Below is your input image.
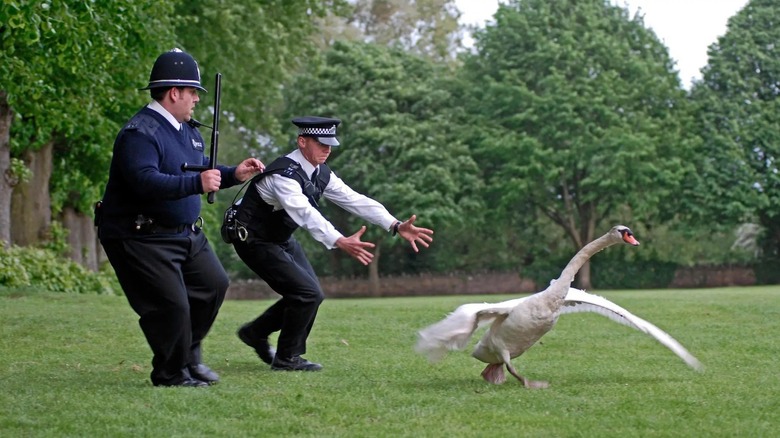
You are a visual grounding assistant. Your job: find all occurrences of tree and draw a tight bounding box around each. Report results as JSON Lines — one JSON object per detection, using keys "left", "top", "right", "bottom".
{"left": 174, "top": 0, "right": 348, "bottom": 147}
{"left": 460, "top": 0, "right": 696, "bottom": 289}
{"left": 278, "top": 41, "right": 483, "bottom": 292}
{"left": 0, "top": 1, "right": 176, "bottom": 247}
{"left": 689, "top": 0, "right": 780, "bottom": 264}
{"left": 316, "top": 0, "right": 463, "bottom": 62}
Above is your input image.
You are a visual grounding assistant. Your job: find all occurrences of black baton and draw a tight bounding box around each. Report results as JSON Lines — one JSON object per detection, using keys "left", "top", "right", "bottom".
{"left": 182, "top": 72, "right": 222, "bottom": 204}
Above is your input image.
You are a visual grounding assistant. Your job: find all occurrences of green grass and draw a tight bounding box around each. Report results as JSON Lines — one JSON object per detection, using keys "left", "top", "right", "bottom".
{"left": 1, "top": 286, "right": 778, "bottom": 437}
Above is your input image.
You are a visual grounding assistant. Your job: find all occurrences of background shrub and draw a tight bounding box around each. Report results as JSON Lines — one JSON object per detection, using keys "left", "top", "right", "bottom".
{"left": 0, "top": 245, "right": 119, "bottom": 295}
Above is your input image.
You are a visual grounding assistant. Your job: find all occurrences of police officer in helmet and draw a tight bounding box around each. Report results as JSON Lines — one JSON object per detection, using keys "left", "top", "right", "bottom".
{"left": 97, "top": 48, "right": 264, "bottom": 387}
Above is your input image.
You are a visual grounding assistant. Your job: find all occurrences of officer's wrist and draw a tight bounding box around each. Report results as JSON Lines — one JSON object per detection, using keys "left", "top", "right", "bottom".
{"left": 391, "top": 221, "right": 402, "bottom": 236}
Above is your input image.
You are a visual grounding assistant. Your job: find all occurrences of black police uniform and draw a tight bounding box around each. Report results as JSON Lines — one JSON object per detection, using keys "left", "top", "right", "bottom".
{"left": 233, "top": 117, "right": 401, "bottom": 372}
{"left": 234, "top": 156, "right": 330, "bottom": 370}
{"left": 97, "top": 49, "right": 240, "bottom": 387}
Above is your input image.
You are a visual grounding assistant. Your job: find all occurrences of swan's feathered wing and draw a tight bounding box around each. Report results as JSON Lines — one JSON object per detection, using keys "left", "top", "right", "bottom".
{"left": 415, "top": 297, "right": 530, "bottom": 362}
{"left": 560, "top": 288, "right": 703, "bottom": 371}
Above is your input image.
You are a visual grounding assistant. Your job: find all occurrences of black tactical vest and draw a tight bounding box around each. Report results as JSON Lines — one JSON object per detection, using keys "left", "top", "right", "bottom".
{"left": 236, "top": 156, "right": 331, "bottom": 242}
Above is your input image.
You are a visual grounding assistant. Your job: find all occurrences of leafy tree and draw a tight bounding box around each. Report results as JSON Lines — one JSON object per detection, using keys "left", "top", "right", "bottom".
{"left": 174, "top": 0, "right": 348, "bottom": 148}
{"left": 277, "top": 41, "right": 483, "bottom": 291}
{"left": 459, "top": 0, "right": 696, "bottom": 289}
{"left": 0, "top": 0, "right": 176, "bottom": 245}
{"left": 689, "top": 0, "right": 780, "bottom": 264}
{"left": 316, "top": 0, "right": 463, "bottom": 62}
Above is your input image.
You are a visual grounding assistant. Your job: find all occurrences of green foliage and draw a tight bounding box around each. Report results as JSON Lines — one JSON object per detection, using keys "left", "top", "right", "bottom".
{"left": 752, "top": 256, "right": 780, "bottom": 284}
{"left": 38, "top": 221, "right": 70, "bottom": 256}
{"left": 1, "top": 288, "right": 779, "bottom": 436}
{"left": 459, "top": 0, "right": 696, "bottom": 266}
{"left": 176, "top": 0, "right": 346, "bottom": 142}
{"left": 589, "top": 246, "right": 678, "bottom": 289}
{"left": 343, "top": 0, "right": 463, "bottom": 62}
{"left": 6, "top": 157, "right": 31, "bottom": 185}
{"left": 689, "top": 0, "right": 780, "bottom": 258}
{"left": 1, "top": 0, "right": 178, "bottom": 214}
{"left": 0, "top": 245, "right": 119, "bottom": 295}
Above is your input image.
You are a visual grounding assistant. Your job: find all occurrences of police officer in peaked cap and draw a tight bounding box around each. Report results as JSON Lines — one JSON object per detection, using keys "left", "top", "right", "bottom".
{"left": 232, "top": 115, "right": 435, "bottom": 372}
{"left": 96, "top": 48, "right": 264, "bottom": 387}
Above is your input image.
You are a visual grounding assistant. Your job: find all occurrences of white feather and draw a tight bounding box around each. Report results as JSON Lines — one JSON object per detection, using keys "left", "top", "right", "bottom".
{"left": 414, "top": 298, "right": 527, "bottom": 362}
{"left": 559, "top": 287, "right": 703, "bottom": 371}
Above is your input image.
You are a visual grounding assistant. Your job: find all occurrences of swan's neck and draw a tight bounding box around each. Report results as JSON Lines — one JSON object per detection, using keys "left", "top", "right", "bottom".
{"left": 551, "top": 233, "right": 616, "bottom": 298}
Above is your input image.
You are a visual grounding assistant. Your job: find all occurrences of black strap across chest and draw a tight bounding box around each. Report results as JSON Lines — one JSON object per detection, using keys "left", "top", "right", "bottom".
{"left": 240, "top": 156, "right": 330, "bottom": 206}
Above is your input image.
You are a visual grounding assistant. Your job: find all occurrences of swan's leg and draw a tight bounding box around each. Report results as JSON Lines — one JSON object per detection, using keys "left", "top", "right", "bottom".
{"left": 505, "top": 362, "right": 549, "bottom": 389}
{"left": 481, "top": 364, "right": 506, "bottom": 384}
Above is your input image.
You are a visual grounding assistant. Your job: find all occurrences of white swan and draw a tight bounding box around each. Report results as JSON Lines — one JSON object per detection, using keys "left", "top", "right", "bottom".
{"left": 415, "top": 225, "right": 703, "bottom": 388}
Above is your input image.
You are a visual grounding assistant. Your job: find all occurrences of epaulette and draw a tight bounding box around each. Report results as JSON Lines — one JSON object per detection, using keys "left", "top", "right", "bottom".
{"left": 282, "top": 162, "right": 302, "bottom": 179}
{"left": 124, "top": 113, "right": 160, "bottom": 137}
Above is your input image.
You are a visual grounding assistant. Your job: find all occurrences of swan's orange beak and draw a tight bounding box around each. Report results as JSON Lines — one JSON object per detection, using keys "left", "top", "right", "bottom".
{"left": 623, "top": 232, "right": 640, "bottom": 246}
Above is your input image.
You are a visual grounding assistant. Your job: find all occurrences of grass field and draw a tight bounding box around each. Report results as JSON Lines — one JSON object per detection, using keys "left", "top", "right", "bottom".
{"left": 0, "top": 286, "right": 778, "bottom": 437}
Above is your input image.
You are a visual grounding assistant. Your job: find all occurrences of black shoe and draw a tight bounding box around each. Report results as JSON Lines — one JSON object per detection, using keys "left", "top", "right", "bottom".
{"left": 237, "top": 324, "right": 276, "bottom": 365}
{"left": 154, "top": 377, "right": 209, "bottom": 388}
{"left": 188, "top": 363, "right": 220, "bottom": 384}
{"left": 271, "top": 355, "right": 323, "bottom": 372}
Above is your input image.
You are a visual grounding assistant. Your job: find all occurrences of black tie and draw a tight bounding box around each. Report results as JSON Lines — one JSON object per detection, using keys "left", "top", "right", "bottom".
{"left": 311, "top": 168, "right": 318, "bottom": 182}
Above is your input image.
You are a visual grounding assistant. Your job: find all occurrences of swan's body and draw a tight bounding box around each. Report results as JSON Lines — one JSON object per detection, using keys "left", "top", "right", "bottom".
{"left": 415, "top": 225, "right": 702, "bottom": 387}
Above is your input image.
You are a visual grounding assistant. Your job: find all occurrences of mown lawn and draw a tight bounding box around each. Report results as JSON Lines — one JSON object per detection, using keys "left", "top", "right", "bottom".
{"left": 0, "top": 286, "right": 777, "bottom": 437}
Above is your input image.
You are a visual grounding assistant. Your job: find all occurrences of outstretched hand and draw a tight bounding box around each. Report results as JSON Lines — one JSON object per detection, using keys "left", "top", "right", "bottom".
{"left": 335, "top": 226, "right": 376, "bottom": 266}
{"left": 397, "top": 214, "right": 434, "bottom": 252}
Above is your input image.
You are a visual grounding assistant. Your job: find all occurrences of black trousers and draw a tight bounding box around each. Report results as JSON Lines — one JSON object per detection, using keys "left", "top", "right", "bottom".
{"left": 234, "top": 236, "right": 324, "bottom": 359}
{"left": 101, "top": 231, "right": 228, "bottom": 385}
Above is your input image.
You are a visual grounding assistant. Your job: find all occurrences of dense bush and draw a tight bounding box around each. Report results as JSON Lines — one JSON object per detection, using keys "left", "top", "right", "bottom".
{"left": 752, "top": 257, "right": 780, "bottom": 285}
{"left": 591, "top": 249, "right": 678, "bottom": 290}
{"left": 0, "top": 245, "right": 119, "bottom": 295}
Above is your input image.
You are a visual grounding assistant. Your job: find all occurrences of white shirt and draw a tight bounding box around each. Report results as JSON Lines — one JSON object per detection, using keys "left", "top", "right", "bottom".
{"left": 255, "top": 149, "right": 398, "bottom": 249}
{"left": 147, "top": 100, "right": 182, "bottom": 130}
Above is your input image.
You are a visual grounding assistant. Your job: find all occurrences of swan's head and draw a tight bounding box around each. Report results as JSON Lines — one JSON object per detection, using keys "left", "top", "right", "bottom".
{"left": 611, "top": 225, "right": 640, "bottom": 246}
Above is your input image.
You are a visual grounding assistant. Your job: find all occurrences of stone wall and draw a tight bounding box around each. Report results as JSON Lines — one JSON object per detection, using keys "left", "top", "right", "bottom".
{"left": 227, "top": 272, "right": 538, "bottom": 300}
{"left": 227, "top": 265, "right": 758, "bottom": 300}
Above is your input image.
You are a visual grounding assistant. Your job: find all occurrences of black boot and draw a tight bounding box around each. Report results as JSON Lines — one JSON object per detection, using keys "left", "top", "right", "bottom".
{"left": 271, "top": 355, "right": 322, "bottom": 371}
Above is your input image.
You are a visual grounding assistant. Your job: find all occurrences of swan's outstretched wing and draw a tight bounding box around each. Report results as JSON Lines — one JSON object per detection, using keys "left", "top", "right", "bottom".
{"left": 560, "top": 287, "right": 703, "bottom": 371}
{"left": 415, "top": 297, "right": 529, "bottom": 362}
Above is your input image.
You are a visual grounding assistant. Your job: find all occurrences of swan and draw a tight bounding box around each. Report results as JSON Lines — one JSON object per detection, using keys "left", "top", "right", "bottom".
{"left": 415, "top": 225, "right": 703, "bottom": 388}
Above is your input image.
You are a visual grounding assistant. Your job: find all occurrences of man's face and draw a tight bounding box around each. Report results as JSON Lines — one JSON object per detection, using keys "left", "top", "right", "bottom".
{"left": 299, "top": 136, "right": 332, "bottom": 165}
{"left": 169, "top": 87, "right": 200, "bottom": 122}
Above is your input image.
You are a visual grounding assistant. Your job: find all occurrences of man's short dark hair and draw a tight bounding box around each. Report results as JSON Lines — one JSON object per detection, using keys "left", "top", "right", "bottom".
{"left": 150, "top": 87, "right": 171, "bottom": 101}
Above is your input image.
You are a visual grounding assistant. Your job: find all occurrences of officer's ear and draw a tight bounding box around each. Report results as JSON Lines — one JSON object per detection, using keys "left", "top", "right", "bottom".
{"left": 170, "top": 87, "right": 186, "bottom": 101}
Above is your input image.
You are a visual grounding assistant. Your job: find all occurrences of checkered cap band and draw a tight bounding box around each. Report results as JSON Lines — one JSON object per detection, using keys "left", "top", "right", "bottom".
{"left": 299, "top": 125, "right": 337, "bottom": 136}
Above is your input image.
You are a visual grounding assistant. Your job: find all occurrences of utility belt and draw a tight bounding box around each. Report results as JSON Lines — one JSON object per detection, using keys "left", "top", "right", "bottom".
{"left": 133, "top": 214, "right": 204, "bottom": 235}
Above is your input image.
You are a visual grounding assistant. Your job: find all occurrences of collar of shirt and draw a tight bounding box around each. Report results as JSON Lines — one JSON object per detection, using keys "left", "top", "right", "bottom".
{"left": 287, "top": 148, "right": 319, "bottom": 179}
{"left": 147, "top": 100, "right": 182, "bottom": 131}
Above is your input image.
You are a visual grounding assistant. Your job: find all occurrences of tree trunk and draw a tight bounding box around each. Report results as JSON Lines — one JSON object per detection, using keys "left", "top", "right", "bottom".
{"left": 11, "top": 142, "right": 53, "bottom": 246}
{"left": 573, "top": 216, "right": 597, "bottom": 290}
{"left": 369, "top": 243, "right": 381, "bottom": 296}
{"left": 0, "top": 91, "right": 13, "bottom": 247}
{"left": 62, "top": 207, "right": 102, "bottom": 271}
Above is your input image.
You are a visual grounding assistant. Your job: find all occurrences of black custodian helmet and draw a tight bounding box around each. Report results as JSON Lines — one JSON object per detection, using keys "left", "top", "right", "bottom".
{"left": 140, "top": 48, "right": 207, "bottom": 92}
